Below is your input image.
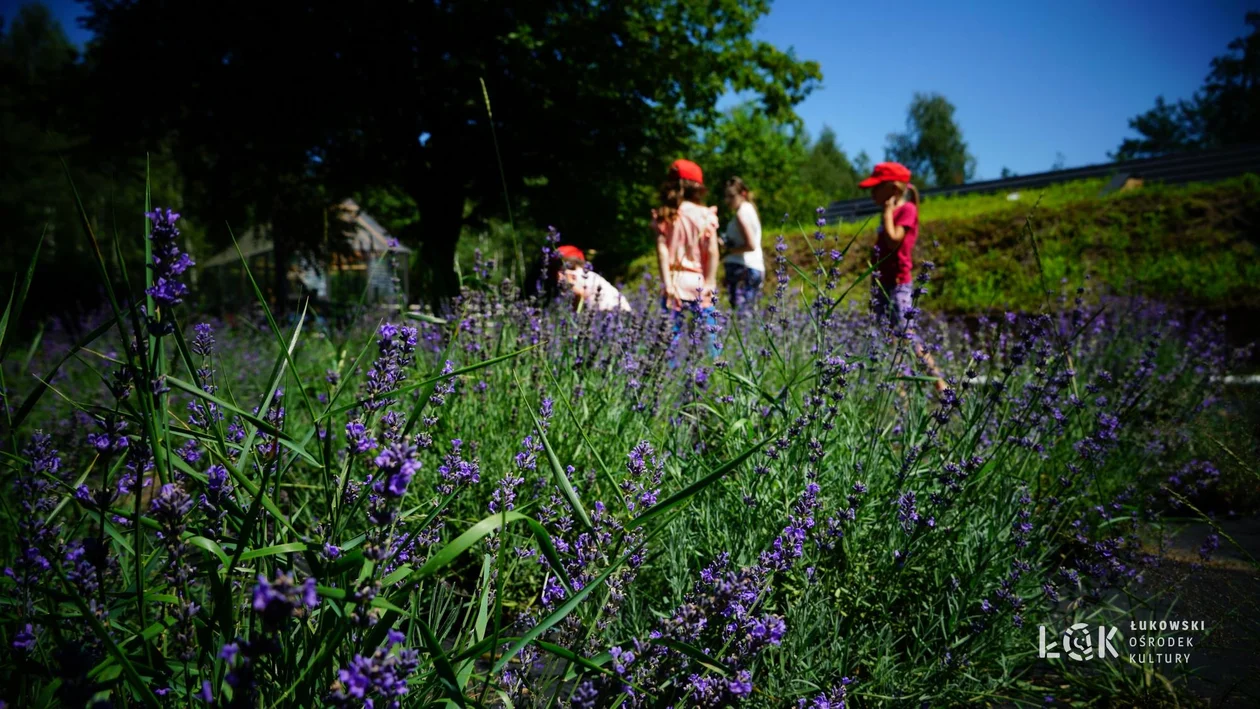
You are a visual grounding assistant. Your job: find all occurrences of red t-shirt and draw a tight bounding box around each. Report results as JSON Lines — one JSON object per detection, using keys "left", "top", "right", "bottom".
{"left": 875, "top": 202, "right": 918, "bottom": 287}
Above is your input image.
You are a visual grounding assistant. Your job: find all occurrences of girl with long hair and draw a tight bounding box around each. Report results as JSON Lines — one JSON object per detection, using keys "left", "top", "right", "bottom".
{"left": 721, "top": 176, "right": 764, "bottom": 310}
{"left": 651, "top": 159, "right": 721, "bottom": 356}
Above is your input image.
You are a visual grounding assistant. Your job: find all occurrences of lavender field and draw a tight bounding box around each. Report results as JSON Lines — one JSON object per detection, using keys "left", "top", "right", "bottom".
{"left": 0, "top": 210, "right": 1252, "bottom": 708}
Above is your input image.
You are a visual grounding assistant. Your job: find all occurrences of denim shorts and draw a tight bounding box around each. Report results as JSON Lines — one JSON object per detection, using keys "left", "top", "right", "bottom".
{"left": 873, "top": 283, "right": 914, "bottom": 332}
{"left": 724, "top": 263, "right": 764, "bottom": 310}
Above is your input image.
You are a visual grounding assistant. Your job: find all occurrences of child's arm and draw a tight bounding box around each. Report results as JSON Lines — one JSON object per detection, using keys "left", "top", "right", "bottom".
{"left": 655, "top": 227, "right": 676, "bottom": 304}
{"left": 882, "top": 198, "right": 906, "bottom": 242}
{"left": 704, "top": 229, "right": 721, "bottom": 287}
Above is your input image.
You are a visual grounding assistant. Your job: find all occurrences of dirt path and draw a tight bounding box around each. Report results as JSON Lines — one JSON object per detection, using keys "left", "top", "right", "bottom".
{"left": 1142, "top": 516, "right": 1260, "bottom": 707}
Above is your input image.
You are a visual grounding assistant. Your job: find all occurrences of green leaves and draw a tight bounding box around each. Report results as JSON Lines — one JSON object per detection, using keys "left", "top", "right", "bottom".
{"left": 61, "top": 576, "right": 161, "bottom": 708}
{"left": 0, "top": 228, "right": 43, "bottom": 364}
{"left": 406, "top": 510, "right": 573, "bottom": 593}
{"left": 630, "top": 432, "right": 773, "bottom": 529}
{"left": 511, "top": 369, "right": 593, "bottom": 531}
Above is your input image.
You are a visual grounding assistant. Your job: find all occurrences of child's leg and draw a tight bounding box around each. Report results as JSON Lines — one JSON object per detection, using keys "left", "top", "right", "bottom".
{"left": 872, "top": 285, "right": 890, "bottom": 324}
{"left": 893, "top": 284, "right": 948, "bottom": 392}
{"left": 891, "top": 283, "right": 914, "bottom": 335}
{"left": 725, "top": 264, "right": 740, "bottom": 310}
{"left": 701, "top": 306, "right": 720, "bottom": 358}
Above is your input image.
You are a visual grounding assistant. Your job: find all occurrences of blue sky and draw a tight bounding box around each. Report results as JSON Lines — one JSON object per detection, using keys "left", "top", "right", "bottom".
{"left": 741, "top": 0, "right": 1255, "bottom": 178}
{"left": 8, "top": 0, "right": 1256, "bottom": 179}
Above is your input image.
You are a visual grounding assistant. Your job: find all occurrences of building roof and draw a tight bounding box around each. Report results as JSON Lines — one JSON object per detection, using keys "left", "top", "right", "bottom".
{"left": 199, "top": 199, "right": 409, "bottom": 269}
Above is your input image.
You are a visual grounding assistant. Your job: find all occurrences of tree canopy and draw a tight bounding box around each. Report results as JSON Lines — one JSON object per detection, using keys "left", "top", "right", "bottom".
{"left": 79, "top": 0, "right": 822, "bottom": 303}
{"left": 0, "top": 4, "right": 197, "bottom": 324}
{"left": 884, "top": 92, "right": 975, "bottom": 188}
{"left": 692, "top": 106, "right": 864, "bottom": 232}
{"left": 1113, "top": 12, "right": 1259, "bottom": 160}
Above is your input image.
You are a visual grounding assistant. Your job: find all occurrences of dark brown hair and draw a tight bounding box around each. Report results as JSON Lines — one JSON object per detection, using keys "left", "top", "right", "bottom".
{"left": 656, "top": 178, "right": 708, "bottom": 223}
{"left": 724, "top": 176, "right": 758, "bottom": 215}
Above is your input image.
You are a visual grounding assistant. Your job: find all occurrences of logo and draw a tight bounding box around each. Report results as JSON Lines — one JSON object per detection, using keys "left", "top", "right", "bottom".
{"left": 1038, "top": 623, "right": 1120, "bottom": 661}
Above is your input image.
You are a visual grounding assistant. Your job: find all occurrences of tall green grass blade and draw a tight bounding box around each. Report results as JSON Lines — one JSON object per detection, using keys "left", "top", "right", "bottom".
{"left": 541, "top": 363, "right": 623, "bottom": 512}
{"left": 225, "top": 224, "right": 323, "bottom": 448}
{"left": 0, "top": 227, "right": 44, "bottom": 363}
{"left": 61, "top": 577, "right": 161, "bottom": 708}
{"left": 238, "top": 542, "right": 307, "bottom": 562}
{"left": 629, "top": 432, "right": 773, "bottom": 529}
{"left": 164, "top": 375, "right": 317, "bottom": 464}
{"left": 187, "top": 536, "right": 232, "bottom": 570}
{"left": 416, "top": 617, "right": 468, "bottom": 707}
{"left": 491, "top": 538, "right": 648, "bottom": 675}
{"left": 479, "top": 77, "right": 524, "bottom": 283}
{"left": 536, "top": 641, "right": 614, "bottom": 680}
{"left": 511, "top": 369, "right": 593, "bottom": 531}
{"left": 406, "top": 511, "right": 572, "bottom": 593}
{"left": 9, "top": 307, "right": 128, "bottom": 433}
{"left": 652, "top": 638, "right": 731, "bottom": 675}
{"left": 60, "top": 159, "right": 127, "bottom": 336}
{"left": 406, "top": 311, "right": 449, "bottom": 326}
{"left": 321, "top": 345, "right": 538, "bottom": 420}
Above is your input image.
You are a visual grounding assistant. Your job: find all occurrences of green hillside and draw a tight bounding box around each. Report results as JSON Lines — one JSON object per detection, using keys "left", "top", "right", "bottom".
{"left": 627, "top": 175, "right": 1260, "bottom": 313}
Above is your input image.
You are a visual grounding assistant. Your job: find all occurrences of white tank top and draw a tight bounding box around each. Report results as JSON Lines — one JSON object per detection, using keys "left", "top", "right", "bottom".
{"left": 722, "top": 201, "right": 765, "bottom": 271}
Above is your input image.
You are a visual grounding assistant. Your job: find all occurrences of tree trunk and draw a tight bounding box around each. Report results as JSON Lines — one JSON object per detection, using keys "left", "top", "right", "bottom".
{"left": 408, "top": 178, "right": 464, "bottom": 313}
{"left": 271, "top": 227, "right": 291, "bottom": 316}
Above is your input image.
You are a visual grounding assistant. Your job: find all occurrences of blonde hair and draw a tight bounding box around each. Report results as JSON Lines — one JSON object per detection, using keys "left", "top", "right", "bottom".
{"left": 893, "top": 181, "right": 921, "bottom": 205}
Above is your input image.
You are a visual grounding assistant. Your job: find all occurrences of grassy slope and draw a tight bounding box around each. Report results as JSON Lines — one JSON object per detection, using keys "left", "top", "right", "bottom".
{"left": 626, "top": 175, "right": 1260, "bottom": 312}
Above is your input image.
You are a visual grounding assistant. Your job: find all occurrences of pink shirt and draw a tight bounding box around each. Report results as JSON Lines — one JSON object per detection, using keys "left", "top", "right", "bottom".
{"left": 653, "top": 201, "right": 719, "bottom": 305}
{"left": 560, "top": 267, "right": 632, "bottom": 312}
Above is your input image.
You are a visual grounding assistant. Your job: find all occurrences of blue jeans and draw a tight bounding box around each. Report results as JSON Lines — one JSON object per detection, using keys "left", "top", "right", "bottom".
{"left": 724, "top": 263, "right": 764, "bottom": 311}
{"left": 662, "top": 298, "right": 719, "bottom": 360}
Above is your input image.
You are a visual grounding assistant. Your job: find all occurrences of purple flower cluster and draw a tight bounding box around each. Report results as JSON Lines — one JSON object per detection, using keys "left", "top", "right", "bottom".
{"left": 797, "top": 678, "right": 854, "bottom": 709}
{"left": 601, "top": 552, "right": 786, "bottom": 706}
{"left": 86, "top": 416, "right": 129, "bottom": 455}
{"left": 252, "top": 571, "right": 319, "bottom": 630}
{"left": 759, "top": 482, "right": 821, "bottom": 572}
{"left": 361, "top": 323, "right": 418, "bottom": 412}
{"left": 372, "top": 443, "right": 421, "bottom": 501}
{"left": 327, "top": 629, "right": 420, "bottom": 708}
{"left": 200, "top": 464, "right": 235, "bottom": 538}
{"left": 436, "top": 439, "right": 480, "bottom": 495}
{"left": 144, "top": 208, "right": 195, "bottom": 310}
{"left": 6, "top": 433, "right": 63, "bottom": 620}
{"left": 621, "top": 440, "right": 664, "bottom": 512}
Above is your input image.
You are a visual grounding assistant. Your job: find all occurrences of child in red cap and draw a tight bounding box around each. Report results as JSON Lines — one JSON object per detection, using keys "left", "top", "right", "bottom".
{"left": 652, "top": 159, "right": 720, "bottom": 311}
{"left": 651, "top": 159, "right": 721, "bottom": 357}
{"left": 553, "top": 245, "right": 632, "bottom": 313}
{"left": 860, "top": 162, "right": 945, "bottom": 390}
{"left": 860, "top": 161, "right": 921, "bottom": 331}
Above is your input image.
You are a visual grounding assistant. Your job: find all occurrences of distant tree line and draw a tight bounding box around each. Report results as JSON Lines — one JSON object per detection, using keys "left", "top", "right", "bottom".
{"left": 1114, "top": 13, "right": 1260, "bottom": 160}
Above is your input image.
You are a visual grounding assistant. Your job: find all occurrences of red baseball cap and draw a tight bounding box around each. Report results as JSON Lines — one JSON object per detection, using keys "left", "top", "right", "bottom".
{"left": 858, "top": 162, "right": 912, "bottom": 188}
{"left": 556, "top": 245, "right": 585, "bottom": 261}
{"left": 668, "top": 159, "right": 704, "bottom": 185}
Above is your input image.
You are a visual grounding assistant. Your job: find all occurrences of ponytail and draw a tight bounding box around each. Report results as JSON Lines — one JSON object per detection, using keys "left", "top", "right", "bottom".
{"left": 905, "top": 182, "right": 921, "bottom": 205}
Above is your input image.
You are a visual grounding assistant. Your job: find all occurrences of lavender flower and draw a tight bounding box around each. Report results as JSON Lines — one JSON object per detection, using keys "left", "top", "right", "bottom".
{"left": 327, "top": 630, "right": 420, "bottom": 708}
{"left": 372, "top": 443, "right": 421, "bottom": 499}
{"left": 252, "top": 572, "right": 319, "bottom": 630}
{"left": 145, "top": 208, "right": 194, "bottom": 310}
